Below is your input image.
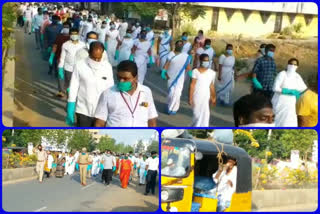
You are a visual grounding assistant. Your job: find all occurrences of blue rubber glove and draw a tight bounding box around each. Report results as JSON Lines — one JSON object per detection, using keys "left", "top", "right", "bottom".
{"left": 76, "top": 163, "right": 79, "bottom": 171}
{"left": 58, "top": 67, "right": 64, "bottom": 80}
{"left": 40, "top": 34, "right": 44, "bottom": 42}
{"left": 282, "top": 88, "right": 300, "bottom": 99}
{"left": 48, "top": 52, "right": 55, "bottom": 66}
{"left": 115, "top": 49, "right": 119, "bottom": 60}
{"left": 65, "top": 102, "right": 76, "bottom": 126}
{"left": 129, "top": 54, "right": 134, "bottom": 61}
{"left": 100, "top": 163, "right": 104, "bottom": 170}
{"left": 161, "top": 69, "right": 168, "bottom": 80}
{"left": 112, "top": 166, "right": 116, "bottom": 172}
{"left": 66, "top": 88, "right": 70, "bottom": 94}
{"left": 188, "top": 70, "right": 193, "bottom": 78}
{"left": 252, "top": 77, "right": 263, "bottom": 89}
{"left": 104, "top": 42, "right": 108, "bottom": 51}
{"left": 144, "top": 170, "right": 147, "bottom": 177}
{"left": 149, "top": 55, "right": 154, "bottom": 65}
{"left": 47, "top": 46, "right": 52, "bottom": 53}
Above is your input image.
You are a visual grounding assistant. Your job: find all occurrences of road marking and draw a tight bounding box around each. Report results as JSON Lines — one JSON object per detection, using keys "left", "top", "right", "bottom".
{"left": 113, "top": 177, "right": 137, "bottom": 188}
{"left": 34, "top": 206, "right": 47, "bottom": 212}
{"left": 81, "top": 182, "right": 96, "bottom": 190}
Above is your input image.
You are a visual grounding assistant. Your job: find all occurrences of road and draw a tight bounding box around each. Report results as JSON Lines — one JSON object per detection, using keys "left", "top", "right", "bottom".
{"left": 254, "top": 204, "right": 318, "bottom": 212}
{"left": 2, "top": 172, "right": 158, "bottom": 212}
{"left": 12, "top": 27, "right": 251, "bottom": 127}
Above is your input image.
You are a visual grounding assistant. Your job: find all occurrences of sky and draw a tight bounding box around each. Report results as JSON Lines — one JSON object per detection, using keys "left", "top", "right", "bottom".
{"left": 98, "top": 129, "right": 158, "bottom": 146}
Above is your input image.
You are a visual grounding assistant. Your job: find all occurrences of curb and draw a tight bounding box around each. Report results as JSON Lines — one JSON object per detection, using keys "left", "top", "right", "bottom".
{"left": 2, "top": 31, "right": 15, "bottom": 127}
{"left": 3, "top": 175, "right": 37, "bottom": 185}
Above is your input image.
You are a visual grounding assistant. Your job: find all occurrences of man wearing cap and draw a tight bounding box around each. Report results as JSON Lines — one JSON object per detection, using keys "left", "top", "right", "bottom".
{"left": 33, "top": 145, "right": 47, "bottom": 182}
{"left": 144, "top": 151, "right": 159, "bottom": 195}
{"left": 77, "top": 147, "right": 91, "bottom": 186}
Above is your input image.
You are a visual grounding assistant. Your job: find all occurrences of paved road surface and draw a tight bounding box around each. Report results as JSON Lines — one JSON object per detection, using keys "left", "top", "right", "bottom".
{"left": 254, "top": 203, "right": 318, "bottom": 212}
{"left": 12, "top": 28, "right": 251, "bottom": 127}
{"left": 2, "top": 172, "right": 158, "bottom": 212}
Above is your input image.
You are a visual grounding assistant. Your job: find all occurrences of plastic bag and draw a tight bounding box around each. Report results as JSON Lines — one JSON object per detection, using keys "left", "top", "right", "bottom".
{"left": 194, "top": 176, "right": 216, "bottom": 191}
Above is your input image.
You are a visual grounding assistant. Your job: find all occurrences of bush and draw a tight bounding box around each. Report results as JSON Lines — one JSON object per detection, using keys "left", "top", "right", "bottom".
{"left": 2, "top": 152, "right": 37, "bottom": 169}
{"left": 2, "top": 3, "right": 17, "bottom": 51}
{"left": 179, "top": 23, "right": 197, "bottom": 37}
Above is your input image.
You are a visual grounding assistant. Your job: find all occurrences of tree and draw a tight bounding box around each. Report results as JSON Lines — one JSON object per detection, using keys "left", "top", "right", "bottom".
{"left": 67, "top": 130, "right": 95, "bottom": 152}
{"left": 97, "top": 136, "right": 116, "bottom": 152}
{"left": 147, "top": 140, "right": 159, "bottom": 153}
{"left": 135, "top": 140, "right": 145, "bottom": 153}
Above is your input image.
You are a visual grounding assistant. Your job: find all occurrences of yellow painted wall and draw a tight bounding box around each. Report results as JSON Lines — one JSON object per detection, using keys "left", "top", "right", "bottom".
{"left": 217, "top": 9, "right": 277, "bottom": 37}
{"left": 282, "top": 14, "right": 318, "bottom": 37}
{"left": 180, "top": 7, "right": 213, "bottom": 34}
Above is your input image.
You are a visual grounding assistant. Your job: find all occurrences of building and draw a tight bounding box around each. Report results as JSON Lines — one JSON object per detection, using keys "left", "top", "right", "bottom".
{"left": 88, "top": 130, "right": 104, "bottom": 143}
{"left": 180, "top": 2, "right": 317, "bottom": 37}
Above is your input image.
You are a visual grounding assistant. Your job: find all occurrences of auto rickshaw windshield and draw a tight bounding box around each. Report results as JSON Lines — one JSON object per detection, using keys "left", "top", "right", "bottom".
{"left": 161, "top": 145, "right": 190, "bottom": 178}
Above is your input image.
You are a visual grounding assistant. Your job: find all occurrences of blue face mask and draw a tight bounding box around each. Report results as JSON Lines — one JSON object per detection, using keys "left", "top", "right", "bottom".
{"left": 227, "top": 49, "right": 233, "bottom": 55}
{"left": 267, "top": 51, "right": 274, "bottom": 58}
{"left": 125, "top": 33, "right": 131, "bottom": 38}
{"left": 164, "top": 30, "right": 169, "bottom": 36}
{"left": 87, "top": 39, "right": 97, "bottom": 46}
{"left": 205, "top": 45, "right": 211, "bottom": 49}
{"left": 201, "top": 61, "right": 210, "bottom": 68}
{"left": 181, "top": 36, "right": 188, "bottom": 41}
{"left": 82, "top": 153, "right": 85, "bottom": 155}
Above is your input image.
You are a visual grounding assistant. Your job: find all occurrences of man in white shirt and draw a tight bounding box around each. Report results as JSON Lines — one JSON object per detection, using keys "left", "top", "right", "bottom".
{"left": 101, "top": 150, "right": 115, "bottom": 185}
{"left": 80, "top": 16, "right": 93, "bottom": 42}
{"left": 94, "top": 60, "right": 158, "bottom": 127}
{"left": 58, "top": 28, "right": 85, "bottom": 96}
{"left": 144, "top": 151, "right": 159, "bottom": 195}
{"left": 212, "top": 157, "right": 237, "bottom": 212}
{"left": 32, "top": 7, "right": 44, "bottom": 50}
{"left": 66, "top": 41, "right": 114, "bottom": 127}
{"left": 24, "top": 5, "right": 33, "bottom": 34}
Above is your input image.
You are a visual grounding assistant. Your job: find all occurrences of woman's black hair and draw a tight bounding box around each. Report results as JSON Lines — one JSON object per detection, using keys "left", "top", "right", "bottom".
{"left": 226, "top": 43, "right": 233, "bottom": 49}
{"left": 86, "top": 31, "right": 98, "bottom": 39}
{"left": 182, "top": 32, "right": 188, "bottom": 36}
{"left": 117, "top": 60, "right": 138, "bottom": 77}
{"left": 288, "top": 57, "right": 299, "bottom": 66}
{"left": 204, "top": 39, "right": 211, "bottom": 45}
{"left": 233, "top": 93, "right": 273, "bottom": 127}
{"left": 199, "top": 53, "right": 209, "bottom": 62}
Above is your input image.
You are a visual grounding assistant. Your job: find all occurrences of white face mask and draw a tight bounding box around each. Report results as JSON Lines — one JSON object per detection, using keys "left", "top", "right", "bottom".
{"left": 287, "top": 64, "right": 298, "bottom": 75}
{"left": 239, "top": 123, "right": 275, "bottom": 127}
{"left": 87, "top": 57, "right": 102, "bottom": 70}
{"left": 61, "top": 28, "right": 69, "bottom": 34}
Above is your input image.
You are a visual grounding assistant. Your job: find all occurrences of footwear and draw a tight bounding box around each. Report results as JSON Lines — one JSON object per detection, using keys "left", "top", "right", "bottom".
{"left": 83, "top": 183, "right": 87, "bottom": 186}
{"left": 168, "top": 111, "right": 177, "bottom": 115}
{"left": 144, "top": 192, "right": 148, "bottom": 196}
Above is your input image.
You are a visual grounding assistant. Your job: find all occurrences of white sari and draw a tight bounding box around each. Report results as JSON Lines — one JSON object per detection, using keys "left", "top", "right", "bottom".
{"left": 216, "top": 54, "right": 235, "bottom": 105}
{"left": 166, "top": 52, "right": 191, "bottom": 113}
{"left": 159, "top": 34, "right": 172, "bottom": 70}
{"left": 107, "top": 29, "right": 119, "bottom": 67}
{"left": 118, "top": 38, "right": 134, "bottom": 63}
{"left": 272, "top": 70, "right": 307, "bottom": 127}
{"left": 134, "top": 40, "right": 151, "bottom": 84}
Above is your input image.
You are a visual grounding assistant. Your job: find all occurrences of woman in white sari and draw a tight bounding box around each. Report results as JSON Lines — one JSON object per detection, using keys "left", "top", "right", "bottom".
{"left": 157, "top": 27, "right": 172, "bottom": 70}
{"left": 189, "top": 53, "right": 216, "bottom": 127}
{"left": 106, "top": 21, "right": 120, "bottom": 67}
{"left": 130, "top": 30, "right": 153, "bottom": 84}
{"left": 216, "top": 44, "right": 235, "bottom": 106}
{"left": 161, "top": 40, "right": 192, "bottom": 115}
{"left": 115, "top": 30, "right": 134, "bottom": 63}
{"left": 272, "top": 58, "right": 307, "bottom": 127}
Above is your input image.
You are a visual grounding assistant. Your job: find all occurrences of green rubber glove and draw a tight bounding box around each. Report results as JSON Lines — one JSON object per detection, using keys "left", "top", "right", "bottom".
{"left": 188, "top": 70, "right": 193, "bottom": 78}
{"left": 161, "top": 69, "right": 168, "bottom": 80}
{"left": 23, "top": 17, "right": 27, "bottom": 22}
{"left": 40, "top": 34, "right": 44, "bottom": 42}
{"left": 252, "top": 77, "right": 263, "bottom": 89}
{"left": 112, "top": 166, "right": 116, "bottom": 172}
{"left": 58, "top": 67, "right": 64, "bottom": 80}
{"left": 104, "top": 41, "right": 108, "bottom": 51}
{"left": 115, "top": 49, "right": 119, "bottom": 60}
{"left": 144, "top": 170, "right": 147, "bottom": 177}
{"left": 66, "top": 88, "right": 70, "bottom": 94}
{"left": 65, "top": 102, "right": 76, "bottom": 126}
{"left": 47, "top": 46, "right": 52, "bottom": 53}
{"left": 129, "top": 54, "right": 134, "bottom": 61}
{"left": 48, "top": 52, "right": 55, "bottom": 65}
{"left": 282, "top": 88, "right": 300, "bottom": 99}
{"left": 149, "top": 56, "right": 154, "bottom": 65}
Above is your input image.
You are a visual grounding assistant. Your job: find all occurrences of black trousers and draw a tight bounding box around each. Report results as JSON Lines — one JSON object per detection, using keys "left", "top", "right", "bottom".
{"left": 145, "top": 170, "right": 157, "bottom": 194}
{"left": 76, "top": 113, "right": 95, "bottom": 127}
{"left": 102, "top": 169, "right": 112, "bottom": 184}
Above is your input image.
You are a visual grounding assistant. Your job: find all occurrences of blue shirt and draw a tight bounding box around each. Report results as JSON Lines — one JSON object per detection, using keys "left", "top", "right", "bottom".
{"left": 44, "top": 23, "right": 63, "bottom": 47}
{"left": 253, "top": 56, "right": 277, "bottom": 91}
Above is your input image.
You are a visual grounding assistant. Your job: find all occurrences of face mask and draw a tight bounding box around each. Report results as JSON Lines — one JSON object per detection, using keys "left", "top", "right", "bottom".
{"left": 125, "top": 33, "right": 131, "bottom": 38}
{"left": 87, "top": 58, "right": 102, "bottom": 70}
{"left": 239, "top": 123, "right": 275, "bottom": 127}
{"left": 110, "top": 25, "right": 115, "bottom": 29}
{"left": 164, "top": 30, "right": 169, "bottom": 36}
{"left": 136, "top": 23, "right": 140, "bottom": 26}
{"left": 102, "top": 24, "right": 107, "bottom": 28}
{"left": 146, "top": 27, "right": 151, "bottom": 31}
{"left": 205, "top": 45, "right": 211, "bottom": 49}
{"left": 201, "top": 61, "right": 210, "bottom": 68}
{"left": 124, "top": 156, "right": 128, "bottom": 159}
{"left": 62, "top": 28, "right": 69, "bottom": 34}
{"left": 181, "top": 36, "right": 188, "bottom": 41}
{"left": 227, "top": 49, "right": 233, "bottom": 55}
{"left": 70, "top": 34, "right": 79, "bottom": 41}
{"left": 260, "top": 48, "right": 265, "bottom": 55}
{"left": 287, "top": 64, "right": 298, "bottom": 74}
{"left": 152, "top": 155, "right": 157, "bottom": 159}
{"left": 175, "top": 46, "right": 182, "bottom": 52}
{"left": 117, "top": 81, "right": 132, "bottom": 92}
{"left": 267, "top": 51, "right": 274, "bottom": 58}
{"left": 82, "top": 153, "right": 85, "bottom": 155}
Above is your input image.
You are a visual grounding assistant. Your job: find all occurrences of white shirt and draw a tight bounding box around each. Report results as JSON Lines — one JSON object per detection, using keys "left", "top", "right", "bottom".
{"left": 24, "top": 8, "right": 33, "bottom": 20}
{"left": 212, "top": 166, "right": 237, "bottom": 202}
{"left": 94, "top": 83, "right": 158, "bottom": 127}
{"left": 32, "top": 14, "right": 43, "bottom": 29}
{"left": 47, "top": 155, "right": 54, "bottom": 169}
{"left": 68, "top": 57, "right": 114, "bottom": 117}
{"left": 146, "top": 157, "right": 159, "bottom": 171}
{"left": 58, "top": 40, "right": 86, "bottom": 71}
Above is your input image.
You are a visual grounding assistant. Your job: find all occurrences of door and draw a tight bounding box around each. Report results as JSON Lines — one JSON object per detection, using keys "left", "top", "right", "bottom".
{"left": 274, "top": 13, "right": 283, "bottom": 33}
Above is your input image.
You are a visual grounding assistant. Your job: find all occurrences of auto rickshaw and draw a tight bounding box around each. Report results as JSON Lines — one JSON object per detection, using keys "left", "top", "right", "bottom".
{"left": 161, "top": 136, "right": 252, "bottom": 212}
